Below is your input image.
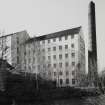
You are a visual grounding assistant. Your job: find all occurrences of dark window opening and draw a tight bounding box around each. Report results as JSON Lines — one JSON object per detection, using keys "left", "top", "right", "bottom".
{"left": 66, "top": 78, "right": 69, "bottom": 84}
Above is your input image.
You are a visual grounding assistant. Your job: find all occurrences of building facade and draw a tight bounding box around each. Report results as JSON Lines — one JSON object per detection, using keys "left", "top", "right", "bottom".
{"left": 0, "top": 30, "right": 30, "bottom": 69}
{"left": 21, "top": 27, "right": 85, "bottom": 87}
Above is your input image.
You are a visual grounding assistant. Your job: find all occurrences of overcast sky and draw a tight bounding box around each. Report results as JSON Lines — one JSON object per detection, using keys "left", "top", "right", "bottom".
{"left": 0, "top": 0, "right": 104, "bottom": 72}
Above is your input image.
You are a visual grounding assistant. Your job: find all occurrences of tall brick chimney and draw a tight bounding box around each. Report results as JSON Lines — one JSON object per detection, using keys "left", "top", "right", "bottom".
{"left": 88, "top": 1, "right": 98, "bottom": 87}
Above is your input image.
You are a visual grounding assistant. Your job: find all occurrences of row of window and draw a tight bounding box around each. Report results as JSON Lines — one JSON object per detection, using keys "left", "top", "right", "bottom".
{"left": 25, "top": 44, "right": 75, "bottom": 56}
{"left": 53, "top": 70, "right": 75, "bottom": 76}
{"left": 24, "top": 65, "right": 75, "bottom": 85}
{"left": 59, "top": 78, "right": 75, "bottom": 85}
{"left": 25, "top": 52, "right": 75, "bottom": 64}
{"left": 46, "top": 44, "right": 74, "bottom": 52}
{"left": 37, "top": 61, "right": 75, "bottom": 69}
{"left": 53, "top": 62, "right": 75, "bottom": 68}
{"left": 24, "top": 65, "right": 75, "bottom": 77}
{"left": 25, "top": 60, "right": 75, "bottom": 72}
{"left": 41, "top": 35, "right": 75, "bottom": 44}
{"left": 47, "top": 53, "right": 75, "bottom": 60}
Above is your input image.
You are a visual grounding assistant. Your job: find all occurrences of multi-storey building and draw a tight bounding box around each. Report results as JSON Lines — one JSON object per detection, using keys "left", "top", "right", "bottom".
{"left": 21, "top": 26, "right": 85, "bottom": 87}
{"left": 0, "top": 30, "right": 30, "bottom": 69}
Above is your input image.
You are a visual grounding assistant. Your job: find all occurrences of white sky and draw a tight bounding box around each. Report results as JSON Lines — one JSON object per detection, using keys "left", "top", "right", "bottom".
{"left": 0, "top": 0, "right": 104, "bottom": 72}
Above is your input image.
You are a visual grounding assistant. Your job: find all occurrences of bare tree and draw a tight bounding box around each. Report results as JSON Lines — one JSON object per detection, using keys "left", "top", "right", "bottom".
{"left": 0, "top": 30, "right": 10, "bottom": 91}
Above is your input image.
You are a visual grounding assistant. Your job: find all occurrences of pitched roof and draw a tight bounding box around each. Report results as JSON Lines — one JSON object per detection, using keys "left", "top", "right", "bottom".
{"left": 25, "top": 26, "right": 81, "bottom": 44}
{"left": 0, "top": 30, "right": 27, "bottom": 39}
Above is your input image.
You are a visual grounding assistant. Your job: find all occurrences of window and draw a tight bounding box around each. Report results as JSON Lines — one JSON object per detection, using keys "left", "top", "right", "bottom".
{"left": 24, "top": 59, "right": 26, "bottom": 64}
{"left": 59, "top": 71, "right": 63, "bottom": 75}
{"left": 33, "top": 57, "right": 35, "bottom": 63}
{"left": 29, "top": 66, "right": 31, "bottom": 71}
{"left": 71, "top": 35, "right": 74, "bottom": 39}
{"left": 72, "top": 79, "right": 75, "bottom": 84}
{"left": 43, "top": 56, "right": 45, "bottom": 60}
{"left": 65, "top": 36, "right": 68, "bottom": 40}
{"left": 48, "top": 64, "right": 51, "bottom": 68}
{"left": 42, "top": 40, "right": 45, "bottom": 44}
{"left": 28, "top": 50, "right": 30, "bottom": 56}
{"left": 59, "top": 62, "right": 62, "bottom": 68}
{"left": 24, "top": 66, "right": 26, "bottom": 70}
{"left": 59, "top": 37, "right": 62, "bottom": 41}
{"left": 65, "top": 45, "right": 68, "bottom": 49}
{"left": 72, "top": 71, "right": 75, "bottom": 75}
{"left": 65, "top": 62, "right": 69, "bottom": 67}
{"left": 54, "top": 72, "right": 56, "bottom": 76}
{"left": 65, "top": 53, "right": 68, "bottom": 58}
{"left": 24, "top": 51, "right": 26, "bottom": 56}
{"left": 66, "top": 78, "right": 69, "bottom": 84}
{"left": 48, "top": 48, "right": 51, "bottom": 52}
{"left": 59, "top": 54, "right": 62, "bottom": 59}
{"left": 42, "top": 49, "right": 45, "bottom": 52}
{"left": 38, "top": 58, "right": 40, "bottom": 62}
{"left": 28, "top": 44, "right": 30, "bottom": 48}
{"left": 33, "top": 65, "right": 35, "bottom": 69}
{"left": 59, "top": 46, "right": 62, "bottom": 50}
{"left": 38, "top": 48, "right": 40, "bottom": 52}
{"left": 60, "top": 79, "right": 63, "bottom": 85}
{"left": 66, "top": 71, "right": 69, "bottom": 76}
{"left": 48, "top": 71, "right": 51, "bottom": 76}
{"left": 53, "top": 55, "right": 56, "bottom": 59}
{"left": 48, "top": 56, "right": 51, "bottom": 60}
{"left": 48, "top": 39, "right": 50, "bottom": 43}
{"left": 71, "top": 53, "right": 75, "bottom": 57}
{"left": 29, "top": 58, "right": 31, "bottom": 63}
{"left": 53, "top": 38, "right": 56, "bottom": 42}
{"left": 17, "top": 37, "right": 19, "bottom": 44}
{"left": 17, "top": 56, "right": 19, "bottom": 64}
{"left": 43, "top": 64, "right": 46, "bottom": 68}
{"left": 17, "top": 47, "right": 19, "bottom": 53}
{"left": 72, "top": 62, "right": 75, "bottom": 66}
{"left": 53, "top": 63, "right": 56, "bottom": 68}
{"left": 38, "top": 65, "right": 40, "bottom": 70}
{"left": 71, "top": 43, "right": 74, "bottom": 48}
{"left": 33, "top": 49, "right": 35, "bottom": 53}
{"left": 53, "top": 46, "right": 56, "bottom": 51}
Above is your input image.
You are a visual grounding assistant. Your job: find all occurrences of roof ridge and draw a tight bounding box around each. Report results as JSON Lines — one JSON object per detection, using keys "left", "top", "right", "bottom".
{"left": 25, "top": 26, "right": 81, "bottom": 44}
{"left": 0, "top": 30, "right": 27, "bottom": 39}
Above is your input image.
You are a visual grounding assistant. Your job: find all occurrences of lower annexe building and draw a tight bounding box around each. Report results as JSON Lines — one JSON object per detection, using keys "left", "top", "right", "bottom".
{"left": 20, "top": 26, "right": 85, "bottom": 87}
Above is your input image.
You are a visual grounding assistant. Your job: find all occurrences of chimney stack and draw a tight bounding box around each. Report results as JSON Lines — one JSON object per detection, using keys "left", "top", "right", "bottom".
{"left": 88, "top": 1, "right": 98, "bottom": 87}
